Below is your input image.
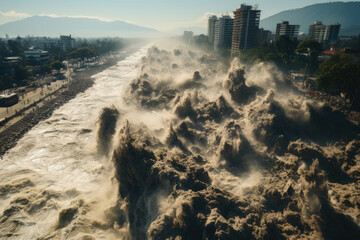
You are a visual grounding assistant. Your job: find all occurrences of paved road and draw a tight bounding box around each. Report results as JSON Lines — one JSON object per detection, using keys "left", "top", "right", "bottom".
{"left": 0, "top": 65, "right": 74, "bottom": 121}
{"left": 0, "top": 80, "right": 69, "bottom": 120}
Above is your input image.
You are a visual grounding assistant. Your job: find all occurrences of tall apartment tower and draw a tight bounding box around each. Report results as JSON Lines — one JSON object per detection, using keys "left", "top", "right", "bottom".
{"left": 324, "top": 24, "right": 341, "bottom": 44}
{"left": 183, "top": 31, "right": 194, "bottom": 43}
{"left": 208, "top": 16, "right": 218, "bottom": 44}
{"left": 214, "top": 15, "right": 234, "bottom": 49}
{"left": 275, "top": 21, "right": 300, "bottom": 39}
{"left": 231, "top": 4, "right": 261, "bottom": 55}
{"left": 308, "top": 21, "right": 326, "bottom": 43}
{"left": 258, "top": 28, "right": 272, "bottom": 44}
{"left": 60, "top": 35, "right": 75, "bottom": 52}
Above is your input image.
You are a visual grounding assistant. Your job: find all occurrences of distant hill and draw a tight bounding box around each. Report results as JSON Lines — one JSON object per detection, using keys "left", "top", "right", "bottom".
{"left": 260, "top": 1, "right": 360, "bottom": 36}
{"left": 0, "top": 16, "right": 160, "bottom": 38}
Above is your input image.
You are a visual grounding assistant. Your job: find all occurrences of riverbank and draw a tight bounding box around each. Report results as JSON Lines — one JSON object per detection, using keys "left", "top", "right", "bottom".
{"left": 0, "top": 58, "right": 118, "bottom": 157}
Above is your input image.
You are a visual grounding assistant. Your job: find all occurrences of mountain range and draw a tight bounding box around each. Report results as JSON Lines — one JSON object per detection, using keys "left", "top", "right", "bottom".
{"left": 0, "top": 2, "right": 360, "bottom": 38}
{"left": 0, "top": 16, "right": 160, "bottom": 38}
{"left": 260, "top": 1, "right": 360, "bottom": 35}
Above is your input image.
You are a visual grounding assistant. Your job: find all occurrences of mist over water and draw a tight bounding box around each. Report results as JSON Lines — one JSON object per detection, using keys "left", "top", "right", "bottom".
{"left": 1, "top": 42, "right": 360, "bottom": 240}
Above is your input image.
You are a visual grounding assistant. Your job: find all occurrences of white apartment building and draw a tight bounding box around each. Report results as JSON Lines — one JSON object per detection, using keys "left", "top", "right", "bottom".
{"left": 24, "top": 47, "right": 49, "bottom": 64}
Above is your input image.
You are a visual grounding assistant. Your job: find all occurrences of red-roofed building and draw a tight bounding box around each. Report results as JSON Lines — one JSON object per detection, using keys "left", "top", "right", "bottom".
{"left": 323, "top": 50, "right": 336, "bottom": 55}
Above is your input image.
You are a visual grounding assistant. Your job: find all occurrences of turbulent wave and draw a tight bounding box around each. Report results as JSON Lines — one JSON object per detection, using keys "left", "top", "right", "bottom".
{"left": 1, "top": 43, "right": 360, "bottom": 240}
{"left": 108, "top": 44, "right": 360, "bottom": 239}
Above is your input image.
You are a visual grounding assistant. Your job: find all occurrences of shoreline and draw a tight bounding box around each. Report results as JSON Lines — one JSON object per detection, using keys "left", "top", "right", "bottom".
{"left": 0, "top": 56, "right": 119, "bottom": 157}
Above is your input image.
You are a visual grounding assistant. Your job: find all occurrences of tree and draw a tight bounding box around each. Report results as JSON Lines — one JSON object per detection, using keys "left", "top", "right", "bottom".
{"left": 50, "top": 60, "right": 65, "bottom": 73}
{"left": 49, "top": 46, "right": 66, "bottom": 61}
{"left": 7, "top": 39, "right": 23, "bottom": 56}
{"left": 296, "top": 39, "right": 322, "bottom": 74}
{"left": 14, "top": 65, "right": 29, "bottom": 85}
{"left": 0, "top": 75, "right": 15, "bottom": 90}
{"left": 317, "top": 53, "right": 360, "bottom": 110}
{"left": 27, "top": 56, "right": 38, "bottom": 66}
{"left": 296, "top": 39, "right": 322, "bottom": 53}
{"left": 275, "top": 36, "right": 298, "bottom": 64}
{"left": 0, "top": 40, "right": 8, "bottom": 59}
{"left": 70, "top": 47, "right": 96, "bottom": 62}
{"left": 40, "top": 64, "right": 52, "bottom": 74}
{"left": 338, "top": 35, "right": 360, "bottom": 51}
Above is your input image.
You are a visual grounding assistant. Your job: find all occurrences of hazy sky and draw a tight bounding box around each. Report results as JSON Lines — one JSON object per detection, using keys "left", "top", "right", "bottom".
{"left": 0, "top": 0, "right": 357, "bottom": 30}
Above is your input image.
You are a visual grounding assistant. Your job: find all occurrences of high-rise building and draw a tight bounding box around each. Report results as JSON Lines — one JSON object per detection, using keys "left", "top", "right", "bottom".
{"left": 231, "top": 4, "right": 261, "bottom": 55}
{"left": 60, "top": 35, "right": 75, "bottom": 52}
{"left": 324, "top": 24, "right": 341, "bottom": 44}
{"left": 308, "top": 21, "right": 326, "bottom": 43}
{"left": 275, "top": 21, "right": 300, "bottom": 39}
{"left": 257, "top": 28, "right": 272, "bottom": 44}
{"left": 214, "top": 15, "right": 234, "bottom": 49}
{"left": 183, "top": 31, "right": 193, "bottom": 43}
{"left": 208, "top": 16, "right": 218, "bottom": 44}
{"left": 46, "top": 38, "right": 61, "bottom": 49}
{"left": 308, "top": 21, "right": 341, "bottom": 44}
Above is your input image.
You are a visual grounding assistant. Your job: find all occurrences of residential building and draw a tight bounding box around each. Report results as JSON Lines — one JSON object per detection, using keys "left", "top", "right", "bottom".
{"left": 208, "top": 16, "right": 218, "bottom": 44}
{"left": 258, "top": 28, "right": 272, "bottom": 44}
{"left": 324, "top": 24, "right": 341, "bottom": 44}
{"left": 46, "top": 38, "right": 61, "bottom": 49}
{"left": 231, "top": 4, "right": 261, "bottom": 55}
{"left": 308, "top": 21, "right": 326, "bottom": 43}
{"left": 0, "top": 93, "right": 19, "bottom": 107}
{"left": 24, "top": 47, "right": 49, "bottom": 64}
{"left": 60, "top": 35, "right": 75, "bottom": 51}
{"left": 214, "top": 15, "right": 234, "bottom": 49}
{"left": 0, "top": 57, "right": 21, "bottom": 76}
{"left": 275, "top": 21, "right": 300, "bottom": 39}
{"left": 308, "top": 21, "right": 341, "bottom": 44}
{"left": 298, "top": 33, "right": 307, "bottom": 41}
{"left": 183, "top": 31, "right": 193, "bottom": 43}
{"left": 193, "top": 34, "right": 208, "bottom": 41}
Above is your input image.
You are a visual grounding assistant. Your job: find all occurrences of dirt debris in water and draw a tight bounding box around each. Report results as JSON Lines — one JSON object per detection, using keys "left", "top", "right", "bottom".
{"left": 96, "top": 107, "right": 120, "bottom": 156}
{"left": 2, "top": 44, "right": 359, "bottom": 240}
{"left": 98, "top": 44, "right": 360, "bottom": 239}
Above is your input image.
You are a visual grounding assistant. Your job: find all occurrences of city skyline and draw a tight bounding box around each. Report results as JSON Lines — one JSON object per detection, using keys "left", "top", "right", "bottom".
{"left": 0, "top": 0, "right": 358, "bottom": 31}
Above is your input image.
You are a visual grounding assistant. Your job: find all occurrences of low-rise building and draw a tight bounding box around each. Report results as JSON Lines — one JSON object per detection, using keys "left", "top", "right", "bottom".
{"left": 0, "top": 93, "right": 19, "bottom": 107}
{"left": 24, "top": 48, "right": 49, "bottom": 64}
{"left": 0, "top": 57, "right": 22, "bottom": 76}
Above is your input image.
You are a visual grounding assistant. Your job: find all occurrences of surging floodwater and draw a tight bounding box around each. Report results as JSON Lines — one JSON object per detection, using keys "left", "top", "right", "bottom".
{"left": 1, "top": 42, "right": 360, "bottom": 240}
{"left": 0, "top": 46, "right": 150, "bottom": 239}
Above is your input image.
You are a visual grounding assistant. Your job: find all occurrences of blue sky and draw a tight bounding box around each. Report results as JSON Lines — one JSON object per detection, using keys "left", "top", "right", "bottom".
{"left": 0, "top": 0, "right": 357, "bottom": 30}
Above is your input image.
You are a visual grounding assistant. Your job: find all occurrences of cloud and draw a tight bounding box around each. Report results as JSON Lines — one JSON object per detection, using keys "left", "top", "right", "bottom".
{"left": 0, "top": 10, "right": 31, "bottom": 18}
{"left": 39, "top": 13, "right": 59, "bottom": 18}
{"left": 163, "top": 11, "right": 234, "bottom": 31}
{"left": 197, "top": 12, "right": 234, "bottom": 24}
{"left": 0, "top": 10, "right": 133, "bottom": 24}
{"left": 38, "top": 13, "right": 134, "bottom": 24}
